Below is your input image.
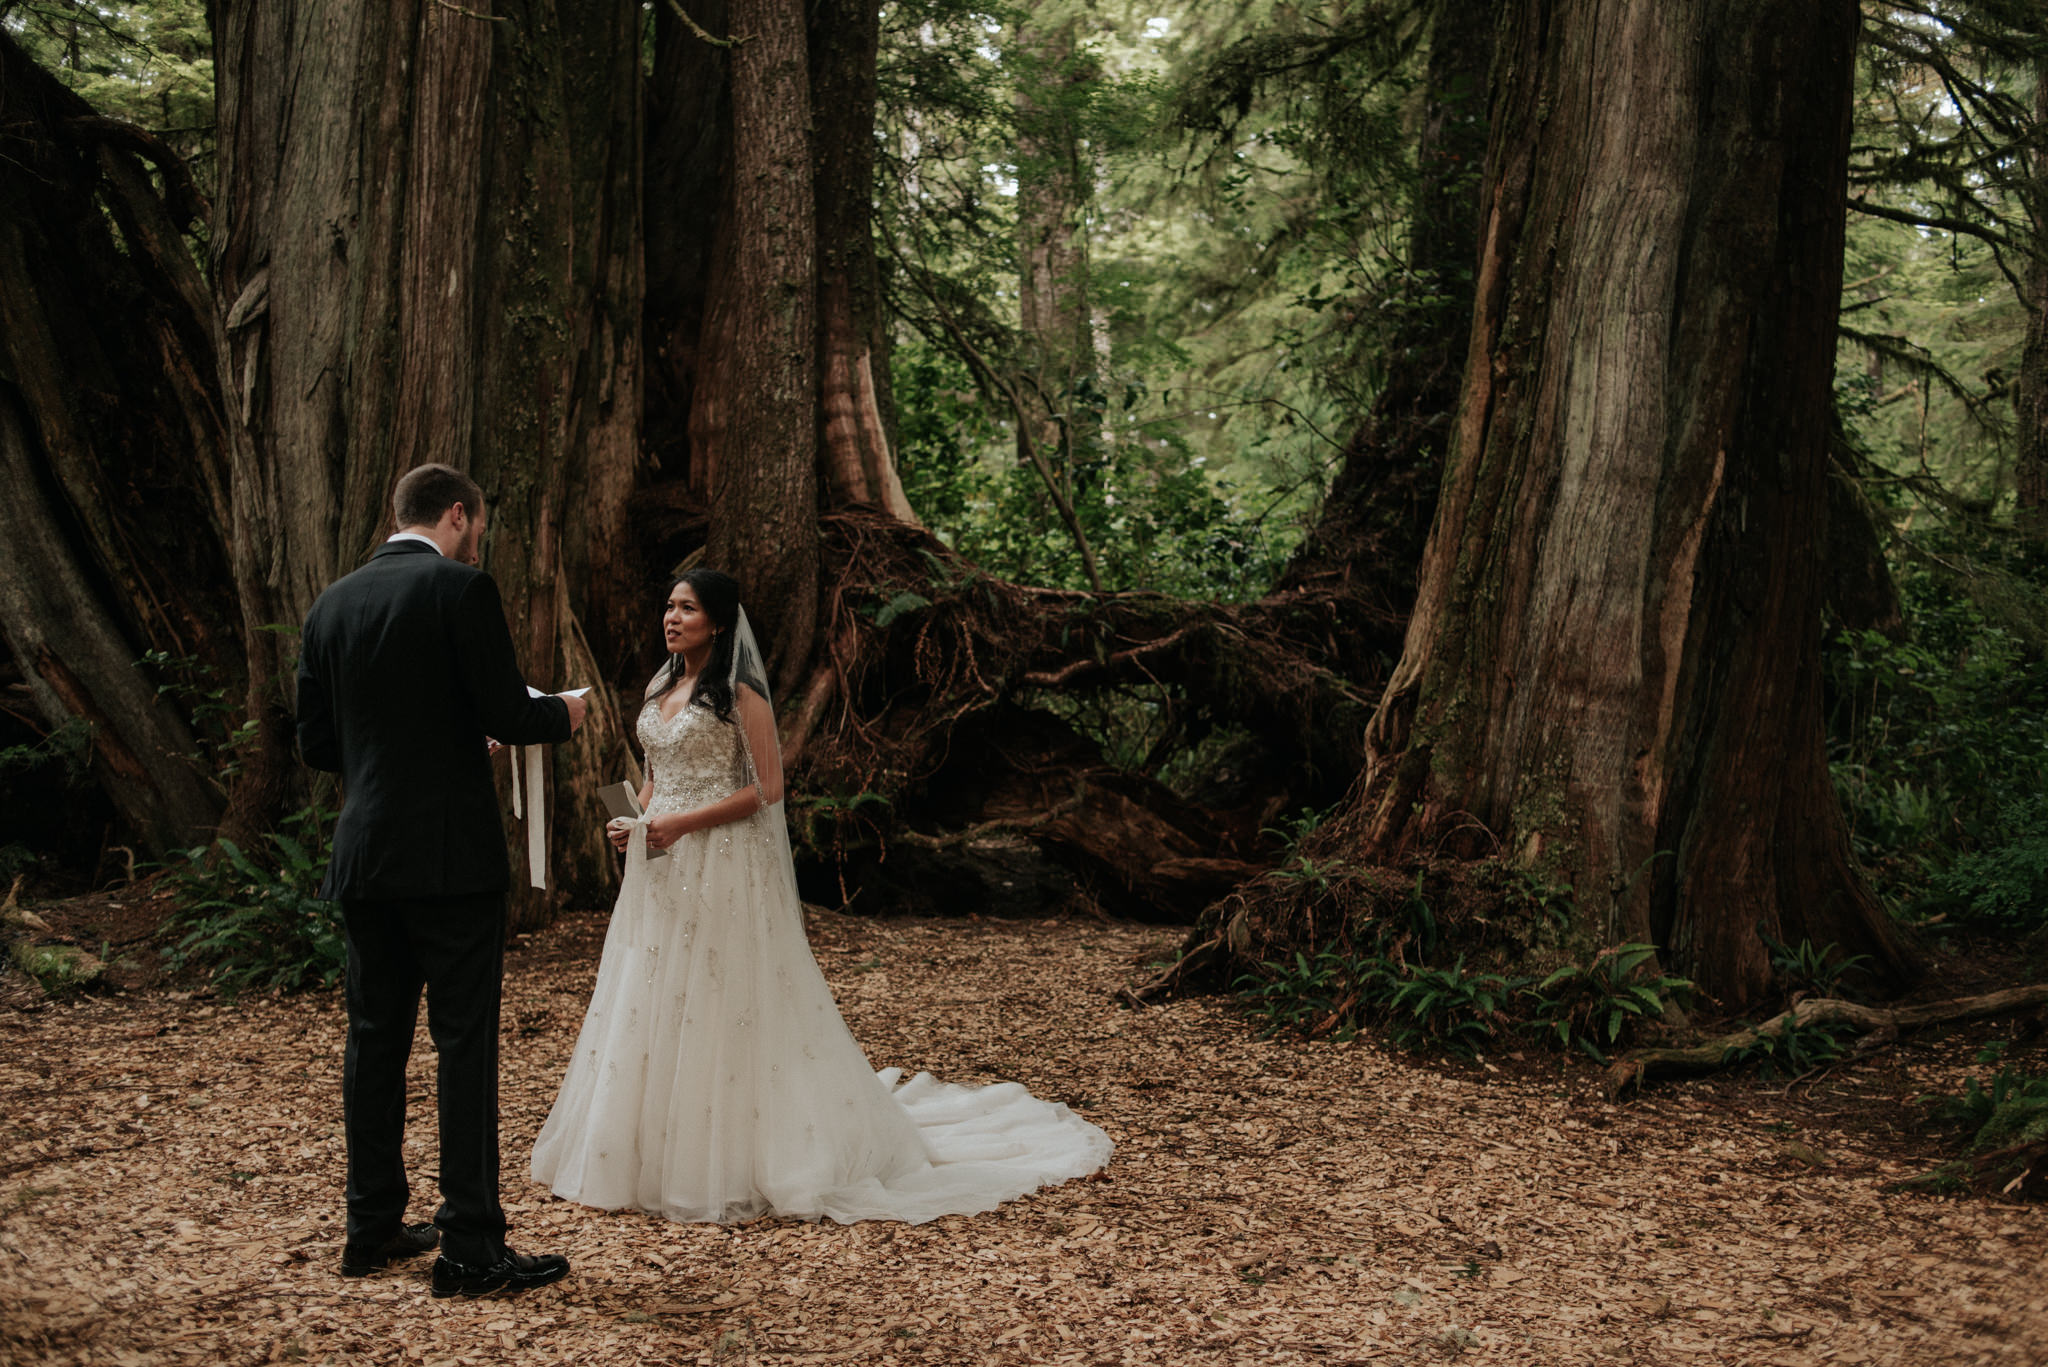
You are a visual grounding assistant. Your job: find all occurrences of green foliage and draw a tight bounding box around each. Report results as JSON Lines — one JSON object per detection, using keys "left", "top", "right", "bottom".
{"left": 0, "top": 717, "right": 95, "bottom": 787}
{"left": 1911, "top": 1049, "right": 2048, "bottom": 1197}
{"left": 1719, "top": 1019, "right": 1855, "bottom": 1080}
{"left": 787, "top": 790, "right": 894, "bottom": 862}
{"left": 1522, "top": 943, "right": 1692, "bottom": 1062}
{"left": 1233, "top": 948, "right": 1373, "bottom": 1038}
{"left": 1231, "top": 873, "right": 1693, "bottom": 1062}
{"left": 161, "top": 806, "right": 344, "bottom": 997}
{"left": 867, "top": 590, "right": 933, "bottom": 629}
{"left": 1382, "top": 958, "right": 1508, "bottom": 1059}
{"left": 1825, "top": 11, "right": 2048, "bottom": 944}
{"left": 2, "top": 0, "right": 216, "bottom": 171}
{"left": 1931, "top": 1064, "right": 2048, "bottom": 1150}
{"left": 1762, "top": 935, "right": 1873, "bottom": 1001}
{"left": 1261, "top": 803, "right": 1343, "bottom": 895}
{"left": 1826, "top": 545, "right": 2048, "bottom": 930}
{"left": 1930, "top": 796, "right": 2048, "bottom": 930}
{"left": 875, "top": 1, "right": 1437, "bottom": 599}
{"left": 138, "top": 648, "right": 257, "bottom": 782}
{"left": 1233, "top": 944, "right": 1509, "bottom": 1059}
{"left": 1500, "top": 867, "right": 1575, "bottom": 931}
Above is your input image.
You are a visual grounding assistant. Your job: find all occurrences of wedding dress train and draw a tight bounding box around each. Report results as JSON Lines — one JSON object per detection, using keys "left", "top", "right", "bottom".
{"left": 529, "top": 693, "right": 1111, "bottom": 1224}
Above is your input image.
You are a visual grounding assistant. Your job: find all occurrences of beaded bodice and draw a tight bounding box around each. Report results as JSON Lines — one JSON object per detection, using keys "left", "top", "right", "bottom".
{"left": 638, "top": 697, "right": 746, "bottom": 814}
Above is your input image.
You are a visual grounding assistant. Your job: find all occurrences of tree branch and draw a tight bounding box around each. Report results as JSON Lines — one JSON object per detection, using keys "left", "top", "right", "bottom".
{"left": 1605, "top": 984, "right": 2048, "bottom": 1096}
{"left": 60, "top": 115, "right": 209, "bottom": 229}
{"left": 663, "top": 0, "right": 747, "bottom": 48}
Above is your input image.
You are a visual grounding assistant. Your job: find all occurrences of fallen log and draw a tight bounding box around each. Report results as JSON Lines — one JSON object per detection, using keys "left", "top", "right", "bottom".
{"left": 1605, "top": 983, "right": 2048, "bottom": 1097}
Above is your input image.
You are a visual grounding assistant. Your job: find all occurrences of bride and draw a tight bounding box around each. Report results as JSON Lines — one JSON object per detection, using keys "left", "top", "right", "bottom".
{"left": 530, "top": 569, "right": 1111, "bottom": 1224}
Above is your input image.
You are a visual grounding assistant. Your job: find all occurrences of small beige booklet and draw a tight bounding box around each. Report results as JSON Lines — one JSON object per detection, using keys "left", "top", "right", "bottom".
{"left": 600, "top": 781, "right": 666, "bottom": 860}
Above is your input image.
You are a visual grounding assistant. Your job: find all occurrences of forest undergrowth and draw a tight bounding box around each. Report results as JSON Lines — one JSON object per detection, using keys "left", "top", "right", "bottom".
{"left": 4, "top": 908, "right": 2046, "bottom": 1367}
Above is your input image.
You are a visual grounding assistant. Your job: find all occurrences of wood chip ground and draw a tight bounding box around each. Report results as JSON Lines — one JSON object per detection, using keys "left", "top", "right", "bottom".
{"left": 3, "top": 910, "right": 2043, "bottom": 1365}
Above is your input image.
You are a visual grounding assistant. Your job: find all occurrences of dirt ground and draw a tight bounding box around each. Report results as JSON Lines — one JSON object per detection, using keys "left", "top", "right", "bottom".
{"left": 2, "top": 906, "right": 2044, "bottom": 1367}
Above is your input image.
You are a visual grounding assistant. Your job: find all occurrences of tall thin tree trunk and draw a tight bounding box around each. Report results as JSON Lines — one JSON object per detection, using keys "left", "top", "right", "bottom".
{"left": 1352, "top": 0, "right": 1915, "bottom": 1009}
{"left": 812, "top": 0, "right": 916, "bottom": 523}
{"left": 1276, "top": 0, "right": 1494, "bottom": 689}
{"left": 646, "top": 0, "right": 732, "bottom": 492}
{"left": 1012, "top": 13, "right": 1098, "bottom": 516}
{"left": 211, "top": 0, "right": 642, "bottom": 927}
{"left": 697, "top": 0, "right": 820, "bottom": 696}
{"left": 2016, "top": 63, "right": 2048, "bottom": 540}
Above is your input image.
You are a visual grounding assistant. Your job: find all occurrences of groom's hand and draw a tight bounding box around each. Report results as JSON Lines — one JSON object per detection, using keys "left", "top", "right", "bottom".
{"left": 559, "top": 693, "right": 588, "bottom": 733}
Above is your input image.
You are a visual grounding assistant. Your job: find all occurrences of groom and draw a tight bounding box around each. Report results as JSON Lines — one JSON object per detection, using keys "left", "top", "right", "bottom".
{"left": 297, "top": 463, "right": 587, "bottom": 1297}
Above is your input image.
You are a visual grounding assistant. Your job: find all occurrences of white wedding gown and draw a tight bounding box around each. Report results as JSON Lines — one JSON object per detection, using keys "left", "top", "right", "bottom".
{"left": 529, "top": 695, "right": 1111, "bottom": 1224}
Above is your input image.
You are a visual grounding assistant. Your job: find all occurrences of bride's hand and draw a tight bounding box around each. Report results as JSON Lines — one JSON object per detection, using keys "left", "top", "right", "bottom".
{"left": 606, "top": 818, "right": 633, "bottom": 852}
{"left": 646, "top": 813, "right": 690, "bottom": 851}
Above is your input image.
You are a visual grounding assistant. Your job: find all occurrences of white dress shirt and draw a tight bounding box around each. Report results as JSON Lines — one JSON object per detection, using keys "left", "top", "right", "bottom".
{"left": 387, "top": 531, "right": 443, "bottom": 554}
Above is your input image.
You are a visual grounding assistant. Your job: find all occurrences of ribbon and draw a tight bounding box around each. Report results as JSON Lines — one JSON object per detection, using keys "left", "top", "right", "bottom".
{"left": 508, "top": 743, "right": 546, "bottom": 890}
{"left": 524, "top": 744, "right": 546, "bottom": 889}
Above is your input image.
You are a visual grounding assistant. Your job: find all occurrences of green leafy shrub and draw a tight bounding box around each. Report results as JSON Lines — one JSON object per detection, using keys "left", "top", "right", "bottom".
{"left": 1522, "top": 943, "right": 1692, "bottom": 1061}
{"left": 1826, "top": 550, "right": 2048, "bottom": 929}
{"left": 1719, "top": 1018, "right": 1855, "bottom": 1079}
{"left": 1927, "top": 795, "right": 2048, "bottom": 930}
{"left": 1234, "top": 948, "right": 1383, "bottom": 1038}
{"left": 1384, "top": 959, "right": 1510, "bottom": 1059}
{"left": 1915, "top": 1062, "right": 2048, "bottom": 1197}
{"left": 1762, "top": 935, "right": 1873, "bottom": 1000}
{"left": 1932, "top": 1065, "right": 2048, "bottom": 1151}
{"left": 162, "top": 805, "right": 344, "bottom": 997}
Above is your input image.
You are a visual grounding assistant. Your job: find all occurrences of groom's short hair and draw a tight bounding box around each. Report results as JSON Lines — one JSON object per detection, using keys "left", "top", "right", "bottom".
{"left": 393, "top": 464, "right": 485, "bottom": 530}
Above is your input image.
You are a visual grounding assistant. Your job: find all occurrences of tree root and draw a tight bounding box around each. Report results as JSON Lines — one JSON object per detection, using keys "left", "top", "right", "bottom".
{"left": 1604, "top": 984, "right": 2048, "bottom": 1098}
{"left": 1127, "top": 934, "right": 1229, "bottom": 1004}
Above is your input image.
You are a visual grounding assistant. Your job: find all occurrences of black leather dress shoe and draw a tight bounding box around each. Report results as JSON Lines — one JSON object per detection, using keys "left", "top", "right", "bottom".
{"left": 430, "top": 1248, "right": 570, "bottom": 1298}
{"left": 340, "top": 1223, "right": 440, "bottom": 1277}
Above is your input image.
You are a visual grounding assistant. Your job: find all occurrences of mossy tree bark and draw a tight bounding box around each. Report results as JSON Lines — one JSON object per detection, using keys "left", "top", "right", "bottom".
{"left": 211, "top": 0, "right": 643, "bottom": 927}
{"left": 1349, "top": 0, "right": 1917, "bottom": 1010}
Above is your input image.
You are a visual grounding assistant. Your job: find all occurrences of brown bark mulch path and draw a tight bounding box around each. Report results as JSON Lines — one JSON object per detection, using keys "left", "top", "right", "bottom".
{"left": 3, "top": 909, "right": 2043, "bottom": 1366}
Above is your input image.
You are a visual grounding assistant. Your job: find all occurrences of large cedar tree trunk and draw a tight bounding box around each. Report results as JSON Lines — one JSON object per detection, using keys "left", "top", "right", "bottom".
{"left": 211, "top": 0, "right": 643, "bottom": 927}
{"left": 0, "top": 31, "right": 236, "bottom": 853}
{"left": 694, "top": 0, "right": 821, "bottom": 697}
{"left": 645, "top": 1, "right": 918, "bottom": 700}
{"left": 1352, "top": 0, "right": 1916, "bottom": 1009}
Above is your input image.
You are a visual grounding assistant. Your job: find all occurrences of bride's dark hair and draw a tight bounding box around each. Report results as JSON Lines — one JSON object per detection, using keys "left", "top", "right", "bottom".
{"left": 654, "top": 568, "right": 763, "bottom": 722}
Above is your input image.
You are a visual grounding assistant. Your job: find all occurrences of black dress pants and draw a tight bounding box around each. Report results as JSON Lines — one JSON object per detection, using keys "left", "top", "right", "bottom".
{"left": 339, "top": 892, "right": 507, "bottom": 1267}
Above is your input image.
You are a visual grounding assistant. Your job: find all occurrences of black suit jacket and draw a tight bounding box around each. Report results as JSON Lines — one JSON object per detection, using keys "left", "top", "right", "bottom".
{"left": 297, "top": 540, "right": 571, "bottom": 900}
